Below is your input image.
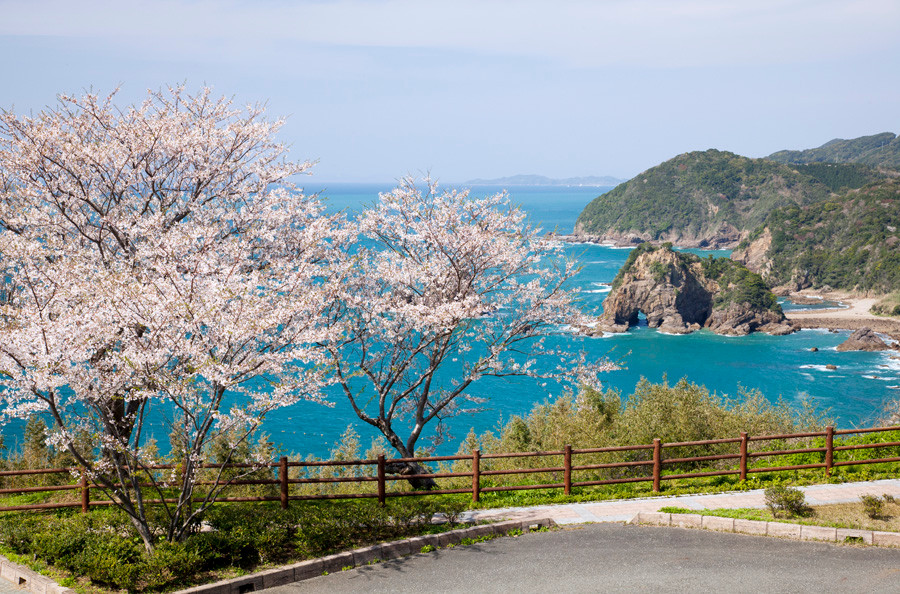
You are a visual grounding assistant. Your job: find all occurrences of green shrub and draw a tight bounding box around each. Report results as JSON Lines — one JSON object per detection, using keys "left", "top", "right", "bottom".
{"left": 860, "top": 494, "right": 885, "bottom": 520}
{"left": 764, "top": 485, "right": 811, "bottom": 518}
{"left": 70, "top": 536, "right": 142, "bottom": 589}
{"left": 202, "top": 504, "right": 296, "bottom": 567}
{"left": 142, "top": 541, "right": 204, "bottom": 590}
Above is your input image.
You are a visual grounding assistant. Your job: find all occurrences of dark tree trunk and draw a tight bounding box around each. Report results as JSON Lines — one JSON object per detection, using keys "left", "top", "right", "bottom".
{"left": 384, "top": 460, "right": 439, "bottom": 490}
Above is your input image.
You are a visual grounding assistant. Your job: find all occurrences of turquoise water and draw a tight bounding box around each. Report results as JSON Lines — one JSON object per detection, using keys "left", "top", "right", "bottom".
{"left": 263, "top": 183, "right": 899, "bottom": 457}
{"left": 5, "top": 184, "right": 898, "bottom": 457}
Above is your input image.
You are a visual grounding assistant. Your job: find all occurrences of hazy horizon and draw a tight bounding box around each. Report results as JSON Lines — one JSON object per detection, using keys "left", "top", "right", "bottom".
{"left": 2, "top": 1, "right": 898, "bottom": 183}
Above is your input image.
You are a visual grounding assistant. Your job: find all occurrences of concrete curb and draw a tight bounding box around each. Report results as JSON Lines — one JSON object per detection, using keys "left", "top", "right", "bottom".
{"left": 629, "top": 511, "right": 900, "bottom": 547}
{"left": 0, "top": 555, "right": 76, "bottom": 594}
{"left": 174, "top": 517, "right": 556, "bottom": 594}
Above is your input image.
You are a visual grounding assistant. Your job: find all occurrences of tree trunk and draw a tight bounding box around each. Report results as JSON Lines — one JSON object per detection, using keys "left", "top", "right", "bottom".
{"left": 384, "top": 459, "right": 439, "bottom": 490}
{"left": 128, "top": 514, "right": 157, "bottom": 553}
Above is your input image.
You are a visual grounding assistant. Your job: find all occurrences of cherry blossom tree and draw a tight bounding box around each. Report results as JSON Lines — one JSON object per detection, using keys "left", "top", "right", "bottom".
{"left": 0, "top": 87, "right": 344, "bottom": 549}
{"left": 328, "top": 177, "right": 613, "bottom": 488}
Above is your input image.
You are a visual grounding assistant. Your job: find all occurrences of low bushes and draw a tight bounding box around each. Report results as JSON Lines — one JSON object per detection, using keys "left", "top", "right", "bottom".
{"left": 0, "top": 497, "right": 468, "bottom": 592}
{"left": 764, "top": 484, "right": 811, "bottom": 518}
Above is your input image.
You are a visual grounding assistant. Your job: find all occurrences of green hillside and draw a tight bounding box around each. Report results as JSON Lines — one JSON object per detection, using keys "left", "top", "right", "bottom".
{"left": 740, "top": 179, "right": 900, "bottom": 294}
{"left": 767, "top": 132, "right": 900, "bottom": 170}
{"left": 792, "top": 163, "right": 886, "bottom": 193}
{"left": 575, "top": 150, "right": 832, "bottom": 243}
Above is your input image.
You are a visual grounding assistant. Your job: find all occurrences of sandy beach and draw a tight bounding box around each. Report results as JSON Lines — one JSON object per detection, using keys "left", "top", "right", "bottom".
{"left": 784, "top": 294, "right": 900, "bottom": 339}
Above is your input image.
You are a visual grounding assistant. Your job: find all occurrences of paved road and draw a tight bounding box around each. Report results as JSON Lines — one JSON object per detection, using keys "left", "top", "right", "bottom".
{"left": 462, "top": 478, "right": 900, "bottom": 525}
{"left": 264, "top": 523, "right": 900, "bottom": 593}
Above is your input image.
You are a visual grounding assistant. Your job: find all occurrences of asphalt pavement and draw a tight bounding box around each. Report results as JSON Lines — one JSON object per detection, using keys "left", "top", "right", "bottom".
{"left": 264, "top": 523, "right": 900, "bottom": 593}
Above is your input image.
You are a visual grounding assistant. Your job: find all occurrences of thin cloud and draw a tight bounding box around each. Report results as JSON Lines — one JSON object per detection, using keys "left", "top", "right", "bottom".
{"left": 3, "top": 0, "right": 898, "bottom": 68}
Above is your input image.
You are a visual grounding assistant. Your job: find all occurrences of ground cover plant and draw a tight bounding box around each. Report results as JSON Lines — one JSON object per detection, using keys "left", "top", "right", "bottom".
{"left": 0, "top": 498, "right": 470, "bottom": 592}
{"left": 660, "top": 492, "right": 900, "bottom": 534}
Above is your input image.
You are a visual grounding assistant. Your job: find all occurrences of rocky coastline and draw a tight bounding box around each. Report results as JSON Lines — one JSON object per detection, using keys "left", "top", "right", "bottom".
{"left": 593, "top": 245, "right": 792, "bottom": 336}
{"left": 553, "top": 226, "right": 744, "bottom": 249}
{"left": 787, "top": 316, "right": 900, "bottom": 341}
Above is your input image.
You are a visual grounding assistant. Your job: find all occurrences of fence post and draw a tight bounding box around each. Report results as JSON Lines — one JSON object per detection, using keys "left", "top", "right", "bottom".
{"left": 377, "top": 454, "right": 386, "bottom": 506}
{"left": 740, "top": 432, "right": 748, "bottom": 482}
{"left": 564, "top": 445, "right": 572, "bottom": 496}
{"left": 80, "top": 473, "right": 89, "bottom": 513}
{"left": 825, "top": 425, "right": 834, "bottom": 477}
{"left": 652, "top": 439, "right": 662, "bottom": 493}
{"left": 472, "top": 450, "right": 481, "bottom": 503}
{"left": 280, "top": 456, "right": 289, "bottom": 509}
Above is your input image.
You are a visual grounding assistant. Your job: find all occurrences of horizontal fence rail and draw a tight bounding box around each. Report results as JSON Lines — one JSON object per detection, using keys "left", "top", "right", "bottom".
{"left": 1, "top": 425, "right": 899, "bottom": 512}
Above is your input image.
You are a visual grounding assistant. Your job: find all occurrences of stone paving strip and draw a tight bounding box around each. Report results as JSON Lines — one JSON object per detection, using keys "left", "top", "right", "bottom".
{"left": 629, "top": 511, "right": 900, "bottom": 547}
{"left": 174, "top": 518, "right": 555, "bottom": 594}
{"left": 0, "top": 556, "right": 75, "bottom": 594}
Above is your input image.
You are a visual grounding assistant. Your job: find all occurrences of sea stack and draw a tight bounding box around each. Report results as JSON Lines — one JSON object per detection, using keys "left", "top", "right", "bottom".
{"left": 836, "top": 327, "right": 890, "bottom": 352}
{"left": 597, "top": 244, "right": 793, "bottom": 336}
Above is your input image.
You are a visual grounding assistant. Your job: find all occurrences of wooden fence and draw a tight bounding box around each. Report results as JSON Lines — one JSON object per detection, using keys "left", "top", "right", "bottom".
{"left": 1, "top": 425, "right": 899, "bottom": 513}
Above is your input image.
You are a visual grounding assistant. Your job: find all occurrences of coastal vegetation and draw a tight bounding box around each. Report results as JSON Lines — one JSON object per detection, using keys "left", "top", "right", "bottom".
{"left": 457, "top": 378, "right": 825, "bottom": 461}
{"left": 767, "top": 131, "right": 900, "bottom": 170}
{"left": 735, "top": 179, "right": 900, "bottom": 293}
{"left": 575, "top": 149, "right": 835, "bottom": 246}
{"left": 872, "top": 292, "right": 900, "bottom": 317}
{"left": 698, "top": 254, "right": 780, "bottom": 312}
{"left": 577, "top": 132, "right": 900, "bottom": 300}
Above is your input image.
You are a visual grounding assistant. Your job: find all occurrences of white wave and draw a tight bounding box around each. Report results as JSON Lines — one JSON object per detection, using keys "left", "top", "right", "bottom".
{"left": 889, "top": 385, "right": 900, "bottom": 390}
{"left": 801, "top": 373, "right": 815, "bottom": 380}
{"left": 584, "top": 288, "right": 612, "bottom": 294}
{"left": 864, "top": 375, "right": 897, "bottom": 381}
{"left": 879, "top": 355, "right": 900, "bottom": 370}
{"left": 586, "top": 331, "right": 617, "bottom": 339}
{"left": 799, "top": 364, "right": 834, "bottom": 372}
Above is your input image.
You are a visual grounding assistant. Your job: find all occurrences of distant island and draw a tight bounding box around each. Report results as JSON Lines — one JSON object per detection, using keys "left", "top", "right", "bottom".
{"left": 464, "top": 174, "right": 624, "bottom": 187}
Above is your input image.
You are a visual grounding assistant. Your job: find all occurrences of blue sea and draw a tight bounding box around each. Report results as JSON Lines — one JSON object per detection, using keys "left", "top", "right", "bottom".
{"left": 260, "top": 183, "right": 899, "bottom": 457}
{"left": 5, "top": 184, "right": 899, "bottom": 457}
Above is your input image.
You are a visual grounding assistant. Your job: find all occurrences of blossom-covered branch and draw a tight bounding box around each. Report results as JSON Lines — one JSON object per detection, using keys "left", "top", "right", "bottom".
{"left": 327, "top": 177, "right": 614, "bottom": 487}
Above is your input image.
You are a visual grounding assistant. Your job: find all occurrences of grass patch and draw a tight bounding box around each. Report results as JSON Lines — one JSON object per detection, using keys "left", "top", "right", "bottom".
{"left": 683, "top": 497, "right": 900, "bottom": 533}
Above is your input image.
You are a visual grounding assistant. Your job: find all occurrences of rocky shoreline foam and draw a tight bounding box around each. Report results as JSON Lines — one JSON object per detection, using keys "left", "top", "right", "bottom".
{"left": 787, "top": 316, "right": 900, "bottom": 340}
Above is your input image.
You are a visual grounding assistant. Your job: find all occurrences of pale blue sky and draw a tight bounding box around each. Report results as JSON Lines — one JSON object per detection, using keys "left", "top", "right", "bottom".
{"left": 1, "top": 0, "right": 898, "bottom": 182}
